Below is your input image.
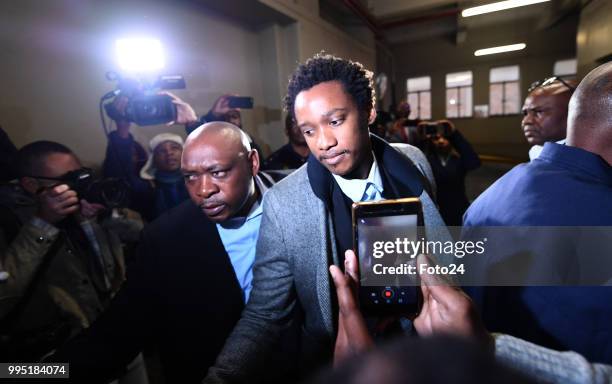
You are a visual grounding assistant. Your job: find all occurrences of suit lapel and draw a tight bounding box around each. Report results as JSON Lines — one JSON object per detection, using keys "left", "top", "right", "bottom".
{"left": 312, "top": 191, "right": 337, "bottom": 337}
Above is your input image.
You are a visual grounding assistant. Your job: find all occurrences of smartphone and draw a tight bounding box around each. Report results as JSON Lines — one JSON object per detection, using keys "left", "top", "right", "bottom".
{"left": 352, "top": 198, "right": 424, "bottom": 316}
{"left": 227, "top": 96, "right": 254, "bottom": 109}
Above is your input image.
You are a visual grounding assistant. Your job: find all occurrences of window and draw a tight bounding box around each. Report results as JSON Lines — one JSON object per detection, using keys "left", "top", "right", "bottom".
{"left": 489, "top": 65, "right": 520, "bottom": 115}
{"left": 554, "top": 58, "right": 577, "bottom": 77}
{"left": 406, "top": 76, "right": 431, "bottom": 120}
{"left": 445, "top": 71, "right": 473, "bottom": 118}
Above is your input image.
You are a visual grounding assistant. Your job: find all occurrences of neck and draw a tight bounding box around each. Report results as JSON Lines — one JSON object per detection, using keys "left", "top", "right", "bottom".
{"left": 290, "top": 142, "right": 310, "bottom": 158}
{"left": 346, "top": 149, "right": 373, "bottom": 180}
{"left": 235, "top": 180, "right": 259, "bottom": 218}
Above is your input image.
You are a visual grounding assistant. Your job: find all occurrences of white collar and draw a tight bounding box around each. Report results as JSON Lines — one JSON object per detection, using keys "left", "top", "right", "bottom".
{"left": 332, "top": 153, "right": 384, "bottom": 202}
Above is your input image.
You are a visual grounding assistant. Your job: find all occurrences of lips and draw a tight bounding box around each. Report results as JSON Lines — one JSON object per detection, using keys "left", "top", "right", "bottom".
{"left": 523, "top": 127, "right": 539, "bottom": 138}
{"left": 321, "top": 151, "right": 347, "bottom": 166}
{"left": 201, "top": 203, "right": 225, "bottom": 216}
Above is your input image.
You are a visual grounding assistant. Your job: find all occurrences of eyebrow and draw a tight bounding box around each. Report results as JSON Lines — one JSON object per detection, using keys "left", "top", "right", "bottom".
{"left": 297, "top": 108, "right": 347, "bottom": 129}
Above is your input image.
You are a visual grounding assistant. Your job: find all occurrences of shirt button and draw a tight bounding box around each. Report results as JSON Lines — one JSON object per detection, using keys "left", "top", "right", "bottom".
{"left": 36, "top": 236, "right": 45, "bottom": 243}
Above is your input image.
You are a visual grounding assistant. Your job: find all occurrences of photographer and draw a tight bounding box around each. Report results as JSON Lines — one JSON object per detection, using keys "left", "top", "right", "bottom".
{"left": 0, "top": 141, "right": 143, "bottom": 373}
{"left": 184, "top": 94, "right": 265, "bottom": 156}
{"left": 103, "top": 92, "right": 197, "bottom": 221}
{"left": 418, "top": 120, "right": 480, "bottom": 225}
{"left": 102, "top": 95, "right": 148, "bottom": 181}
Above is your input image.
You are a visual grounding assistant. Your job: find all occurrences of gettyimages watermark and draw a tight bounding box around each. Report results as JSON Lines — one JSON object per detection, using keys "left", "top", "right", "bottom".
{"left": 358, "top": 226, "right": 612, "bottom": 287}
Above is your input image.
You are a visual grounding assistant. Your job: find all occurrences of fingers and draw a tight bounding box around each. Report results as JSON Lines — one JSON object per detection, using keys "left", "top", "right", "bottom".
{"left": 330, "top": 265, "right": 358, "bottom": 313}
{"left": 344, "top": 250, "right": 359, "bottom": 283}
{"left": 417, "top": 254, "right": 462, "bottom": 307}
{"left": 79, "top": 199, "right": 106, "bottom": 219}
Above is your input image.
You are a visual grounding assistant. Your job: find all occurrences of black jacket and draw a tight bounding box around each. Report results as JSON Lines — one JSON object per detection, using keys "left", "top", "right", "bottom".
{"left": 52, "top": 200, "right": 245, "bottom": 383}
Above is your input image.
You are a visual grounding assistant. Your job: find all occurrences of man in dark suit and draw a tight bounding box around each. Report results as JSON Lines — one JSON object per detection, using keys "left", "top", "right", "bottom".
{"left": 51, "top": 122, "right": 278, "bottom": 383}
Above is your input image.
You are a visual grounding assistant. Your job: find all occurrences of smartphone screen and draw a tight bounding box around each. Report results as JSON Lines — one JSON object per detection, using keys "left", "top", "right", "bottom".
{"left": 227, "top": 96, "right": 253, "bottom": 109}
{"left": 353, "top": 198, "right": 423, "bottom": 316}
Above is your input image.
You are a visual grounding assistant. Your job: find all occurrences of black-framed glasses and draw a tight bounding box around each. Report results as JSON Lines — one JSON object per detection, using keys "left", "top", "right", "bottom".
{"left": 528, "top": 76, "right": 575, "bottom": 94}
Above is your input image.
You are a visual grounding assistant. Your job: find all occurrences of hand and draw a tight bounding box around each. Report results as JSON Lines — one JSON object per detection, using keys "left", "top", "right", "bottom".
{"left": 437, "top": 119, "right": 456, "bottom": 134}
{"left": 77, "top": 199, "right": 106, "bottom": 221}
{"left": 162, "top": 92, "right": 198, "bottom": 125}
{"left": 210, "top": 94, "right": 236, "bottom": 118}
{"left": 330, "top": 250, "right": 374, "bottom": 366}
{"left": 36, "top": 184, "right": 79, "bottom": 224}
{"left": 414, "top": 254, "right": 492, "bottom": 348}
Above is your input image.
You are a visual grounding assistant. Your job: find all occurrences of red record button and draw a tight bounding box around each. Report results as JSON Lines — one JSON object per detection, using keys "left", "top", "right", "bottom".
{"left": 383, "top": 289, "right": 394, "bottom": 298}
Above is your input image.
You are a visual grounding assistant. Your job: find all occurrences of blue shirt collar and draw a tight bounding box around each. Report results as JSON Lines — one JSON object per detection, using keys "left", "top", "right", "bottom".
{"left": 217, "top": 174, "right": 267, "bottom": 229}
{"left": 332, "top": 152, "right": 384, "bottom": 202}
{"left": 538, "top": 142, "right": 612, "bottom": 186}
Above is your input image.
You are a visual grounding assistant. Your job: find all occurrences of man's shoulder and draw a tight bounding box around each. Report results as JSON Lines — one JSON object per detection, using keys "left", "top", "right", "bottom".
{"left": 390, "top": 143, "right": 428, "bottom": 165}
{"left": 144, "top": 199, "right": 210, "bottom": 237}
{"left": 266, "top": 164, "right": 311, "bottom": 197}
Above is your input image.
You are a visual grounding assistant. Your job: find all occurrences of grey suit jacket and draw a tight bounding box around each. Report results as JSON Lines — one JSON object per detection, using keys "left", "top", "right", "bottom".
{"left": 204, "top": 144, "right": 449, "bottom": 383}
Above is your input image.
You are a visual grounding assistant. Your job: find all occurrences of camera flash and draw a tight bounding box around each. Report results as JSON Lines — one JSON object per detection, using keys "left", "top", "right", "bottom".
{"left": 116, "top": 38, "right": 165, "bottom": 72}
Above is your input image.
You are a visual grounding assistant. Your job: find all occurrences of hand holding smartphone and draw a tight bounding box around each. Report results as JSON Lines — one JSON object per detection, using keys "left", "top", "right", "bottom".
{"left": 352, "top": 198, "right": 424, "bottom": 316}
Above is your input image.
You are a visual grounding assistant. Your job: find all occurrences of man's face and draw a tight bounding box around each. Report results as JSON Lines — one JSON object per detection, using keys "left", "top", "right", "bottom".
{"left": 294, "top": 81, "right": 371, "bottom": 177}
{"left": 153, "top": 141, "right": 183, "bottom": 173}
{"left": 287, "top": 118, "right": 306, "bottom": 146}
{"left": 22, "top": 153, "right": 82, "bottom": 194}
{"left": 181, "top": 134, "right": 258, "bottom": 222}
{"left": 521, "top": 90, "right": 569, "bottom": 146}
{"left": 225, "top": 110, "right": 242, "bottom": 128}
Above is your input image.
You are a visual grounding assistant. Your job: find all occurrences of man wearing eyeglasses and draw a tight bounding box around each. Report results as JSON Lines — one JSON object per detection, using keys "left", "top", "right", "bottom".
{"left": 522, "top": 77, "right": 576, "bottom": 160}
{"left": 0, "top": 141, "right": 146, "bottom": 381}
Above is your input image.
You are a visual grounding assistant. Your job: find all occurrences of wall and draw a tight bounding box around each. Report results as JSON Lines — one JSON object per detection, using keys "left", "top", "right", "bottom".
{"left": 260, "top": 0, "right": 376, "bottom": 70}
{"left": 576, "top": 0, "right": 612, "bottom": 77}
{"left": 391, "top": 14, "right": 578, "bottom": 159}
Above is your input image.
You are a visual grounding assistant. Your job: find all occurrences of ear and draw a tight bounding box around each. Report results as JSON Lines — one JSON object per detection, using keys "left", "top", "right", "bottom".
{"left": 20, "top": 177, "right": 39, "bottom": 195}
{"left": 248, "top": 149, "right": 260, "bottom": 176}
{"left": 368, "top": 108, "right": 377, "bottom": 125}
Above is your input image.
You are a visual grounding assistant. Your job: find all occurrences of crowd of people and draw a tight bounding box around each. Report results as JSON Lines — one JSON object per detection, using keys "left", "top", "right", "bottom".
{"left": 0, "top": 54, "right": 610, "bottom": 384}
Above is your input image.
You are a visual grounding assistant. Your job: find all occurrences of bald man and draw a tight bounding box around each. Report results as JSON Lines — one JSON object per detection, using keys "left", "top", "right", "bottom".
{"left": 521, "top": 78, "right": 575, "bottom": 160}
{"left": 463, "top": 62, "right": 612, "bottom": 363}
{"left": 50, "top": 122, "right": 281, "bottom": 383}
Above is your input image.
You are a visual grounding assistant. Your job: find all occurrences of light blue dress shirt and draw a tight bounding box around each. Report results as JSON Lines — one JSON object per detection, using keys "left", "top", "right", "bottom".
{"left": 215, "top": 177, "right": 267, "bottom": 303}
{"left": 332, "top": 153, "right": 384, "bottom": 202}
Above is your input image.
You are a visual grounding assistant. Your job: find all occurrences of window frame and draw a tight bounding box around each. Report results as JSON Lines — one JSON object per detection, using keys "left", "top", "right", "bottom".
{"left": 406, "top": 76, "right": 431, "bottom": 120}
{"left": 445, "top": 71, "right": 473, "bottom": 119}
{"left": 489, "top": 65, "right": 521, "bottom": 117}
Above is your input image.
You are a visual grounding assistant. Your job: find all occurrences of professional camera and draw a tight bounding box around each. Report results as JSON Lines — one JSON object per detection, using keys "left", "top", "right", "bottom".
{"left": 421, "top": 121, "right": 451, "bottom": 138}
{"left": 103, "top": 72, "right": 186, "bottom": 126}
{"left": 62, "top": 168, "right": 129, "bottom": 208}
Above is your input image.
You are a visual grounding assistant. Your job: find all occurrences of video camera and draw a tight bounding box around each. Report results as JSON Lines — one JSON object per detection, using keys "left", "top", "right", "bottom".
{"left": 61, "top": 168, "right": 129, "bottom": 208}
{"left": 103, "top": 72, "right": 186, "bottom": 126}
{"left": 420, "top": 121, "right": 452, "bottom": 138}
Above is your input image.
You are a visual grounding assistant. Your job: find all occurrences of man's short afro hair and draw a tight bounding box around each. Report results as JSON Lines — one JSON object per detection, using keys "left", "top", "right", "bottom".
{"left": 284, "top": 53, "right": 375, "bottom": 120}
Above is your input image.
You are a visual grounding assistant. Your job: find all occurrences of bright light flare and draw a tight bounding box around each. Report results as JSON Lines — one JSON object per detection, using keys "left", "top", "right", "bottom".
{"left": 115, "top": 38, "right": 165, "bottom": 72}
{"left": 474, "top": 43, "right": 526, "bottom": 56}
{"left": 462, "top": 0, "right": 550, "bottom": 17}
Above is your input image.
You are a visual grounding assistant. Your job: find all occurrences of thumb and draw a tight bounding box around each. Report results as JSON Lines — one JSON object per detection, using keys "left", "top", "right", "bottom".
{"left": 417, "top": 254, "right": 460, "bottom": 306}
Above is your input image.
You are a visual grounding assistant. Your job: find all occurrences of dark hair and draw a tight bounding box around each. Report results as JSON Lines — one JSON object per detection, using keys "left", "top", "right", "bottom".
{"left": 17, "top": 141, "right": 74, "bottom": 177}
{"left": 284, "top": 113, "right": 295, "bottom": 133}
{"left": 284, "top": 53, "right": 375, "bottom": 120}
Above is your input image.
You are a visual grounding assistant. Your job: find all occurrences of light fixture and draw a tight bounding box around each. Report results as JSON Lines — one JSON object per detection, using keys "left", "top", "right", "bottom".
{"left": 462, "top": 0, "right": 550, "bottom": 17}
{"left": 115, "top": 38, "right": 165, "bottom": 72}
{"left": 474, "top": 43, "right": 526, "bottom": 56}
